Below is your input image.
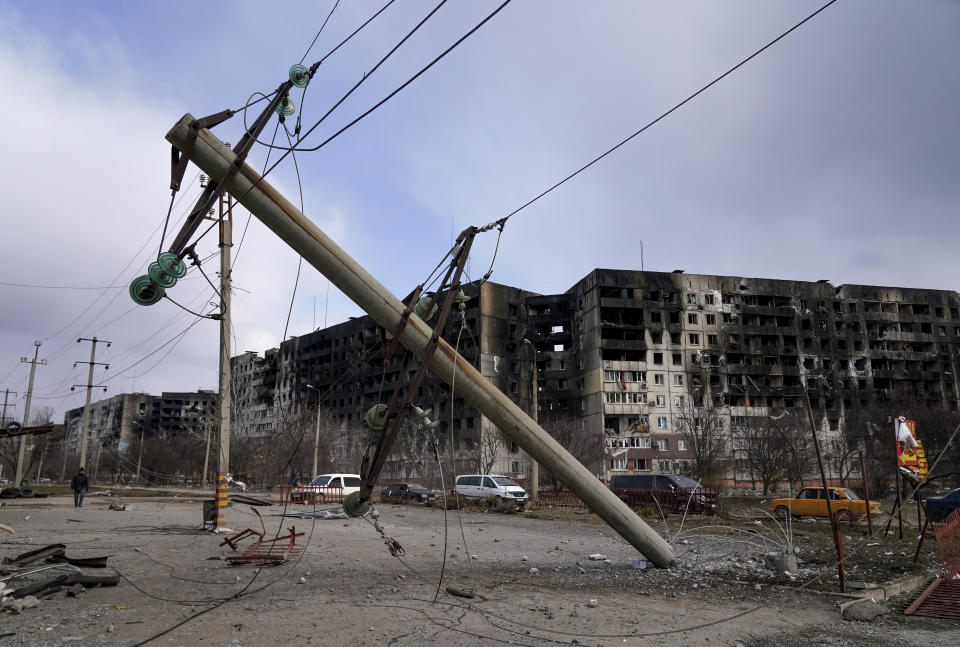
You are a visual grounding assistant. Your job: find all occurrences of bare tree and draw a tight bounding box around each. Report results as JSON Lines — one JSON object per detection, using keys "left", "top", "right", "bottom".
{"left": 673, "top": 399, "right": 730, "bottom": 489}
{"left": 540, "top": 413, "right": 605, "bottom": 487}
{"left": 466, "top": 427, "right": 504, "bottom": 475}
{"left": 739, "top": 412, "right": 813, "bottom": 494}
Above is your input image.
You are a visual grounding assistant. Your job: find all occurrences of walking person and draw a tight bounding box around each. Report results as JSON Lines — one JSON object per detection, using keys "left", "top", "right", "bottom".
{"left": 71, "top": 467, "right": 89, "bottom": 508}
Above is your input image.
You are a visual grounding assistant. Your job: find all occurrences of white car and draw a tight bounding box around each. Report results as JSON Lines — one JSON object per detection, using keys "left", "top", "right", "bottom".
{"left": 456, "top": 474, "right": 528, "bottom": 507}
{"left": 291, "top": 473, "right": 361, "bottom": 504}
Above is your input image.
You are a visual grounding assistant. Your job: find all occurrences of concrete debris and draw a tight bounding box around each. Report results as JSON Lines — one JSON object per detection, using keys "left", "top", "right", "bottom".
{"left": 66, "top": 583, "right": 85, "bottom": 597}
{"left": 763, "top": 551, "right": 798, "bottom": 574}
{"left": 841, "top": 598, "right": 889, "bottom": 621}
{"left": 91, "top": 490, "right": 113, "bottom": 497}
{"left": 298, "top": 577, "right": 306, "bottom": 584}
{"left": 587, "top": 599, "right": 598, "bottom": 608}
{"left": 445, "top": 586, "right": 475, "bottom": 599}
{"left": 529, "top": 567, "right": 539, "bottom": 574}
{"left": 587, "top": 554, "right": 608, "bottom": 561}
{"left": 108, "top": 502, "right": 132, "bottom": 511}
{"left": 2, "top": 595, "right": 39, "bottom": 614}
{"left": 521, "top": 555, "right": 528, "bottom": 561}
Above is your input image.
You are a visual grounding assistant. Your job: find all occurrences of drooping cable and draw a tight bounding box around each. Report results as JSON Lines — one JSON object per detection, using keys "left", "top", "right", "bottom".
{"left": 483, "top": 0, "right": 839, "bottom": 230}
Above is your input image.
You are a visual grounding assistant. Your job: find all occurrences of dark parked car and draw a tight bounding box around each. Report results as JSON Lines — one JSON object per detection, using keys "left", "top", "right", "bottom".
{"left": 380, "top": 483, "right": 437, "bottom": 503}
{"left": 609, "top": 474, "right": 716, "bottom": 514}
{"left": 925, "top": 488, "right": 960, "bottom": 522}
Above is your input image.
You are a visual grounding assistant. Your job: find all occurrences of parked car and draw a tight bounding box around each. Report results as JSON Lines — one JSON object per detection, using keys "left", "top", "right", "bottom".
{"left": 608, "top": 474, "right": 716, "bottom": 514}
{"left": 455, "top": 474, "right": 528, "bottom": 507}
{"left": 290, "top": 473, "right": 361, "bottom": 504}
{"left": 925, "top": 488, "right": 960, "bottom": 522}
{"left": 380, "top": 483, "right": 437, "bottom": 503}
{"left": 770, "top": 487, "right": 880, "bottom": 521}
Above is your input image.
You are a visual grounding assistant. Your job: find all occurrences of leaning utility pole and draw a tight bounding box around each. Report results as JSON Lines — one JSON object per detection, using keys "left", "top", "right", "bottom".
{"left": 15, "top": 342, "right": 45, "bottom": 488}
{"left": 74, "top": 337, "right": 110, "bottom": 472}
{"left": 164, "top": 115, "right": 675, "bottom": 566}
{"left": 214, "top": 189, "right": 233, "bottom": 528}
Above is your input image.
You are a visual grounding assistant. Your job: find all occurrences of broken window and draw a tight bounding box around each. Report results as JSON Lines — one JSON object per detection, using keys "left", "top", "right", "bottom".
{"left": 651, "top": 331, "right": 663, "bottom": 344}
{"left": 670, "top": 332, "right": 681, "bottom": 345}
{"left": 653, "top": 352, "right": 664, "bottom": 365}
{"left": 654, "top": 373, "right": 665, "bottom": 385}
{"left": 672, "top": 353, "right": 682, "bottom": 365}
{"left": 705, "top": 294, "right": 715, "bottom": 305}
{"left": 706, "top": 314, "right": 716, "bottom": 325}
{"left": 689, "top": 333, "right": 700, "bottom": 345}
{"left": 687, "top": 293, "right": 698, "bottom": 305}
{"left": 673, "top": 374, "right": 683, "bottom": 386}
{"left": 657, "top": 416, "right": 668, "bottom": 429}
{"left": 634, "top": 459, "right": 650, "bottom": 471}
{"left": 655, "top": 395, "right": 666, "bottom": 407}
{"left": 677, "top": 439, "right": 687, "bottom": 451}
{"left": 610, "top": 458, "right": 627, "bottom": 471}
{"left": 669, "top": 311, "right": 680, "bottom": 324}
{"left": 650, "top": 311, "right": 662, "bottom": 323}
{"left": 688, "top": 313, "right": 698, "bottom": 324}
{"left": 708, "top": 334, "right": 718, "bottom": 345}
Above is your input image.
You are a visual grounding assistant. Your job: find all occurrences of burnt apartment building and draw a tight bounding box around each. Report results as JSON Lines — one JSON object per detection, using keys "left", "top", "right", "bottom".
{"left": 230, "top": 281, "right": 536, "bottom": 481}
{"left": 233, "top": 269, "right": 960, "bottom": 484}
{"left": 550, "top": 270, "right": 960, "bottom": 483}
{"left": 63, "top": 390, "right": 217, "bottom": 467}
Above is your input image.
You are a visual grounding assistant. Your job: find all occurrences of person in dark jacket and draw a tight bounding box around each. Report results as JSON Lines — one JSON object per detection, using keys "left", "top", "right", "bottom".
{"left": 71, "top": 468, "right": 89, "bottom": 508}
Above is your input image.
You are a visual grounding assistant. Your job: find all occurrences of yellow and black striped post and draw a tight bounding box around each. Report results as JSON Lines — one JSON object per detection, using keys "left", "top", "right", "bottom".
{"left": 215, "top": 475, "right": 229, "bottom": 530}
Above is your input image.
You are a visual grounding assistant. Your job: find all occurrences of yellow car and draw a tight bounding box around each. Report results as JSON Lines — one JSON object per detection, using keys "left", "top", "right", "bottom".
{"left": 771, "top": 487, "right": 881, "bottom": 522}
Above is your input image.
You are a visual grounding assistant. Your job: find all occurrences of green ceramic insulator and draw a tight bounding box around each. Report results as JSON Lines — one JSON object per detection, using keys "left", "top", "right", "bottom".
{"left": 342, "top": 492, "right": 371, "bottom": 517}
{"left": 129, "top": 275, "right": 164, "bottom": 306}
{"left": 148, "top": 262, "right": 177, "bottom": 288}
{"left": 365, "top": 404, "right": 389, "bottom": 430}
{"left": 289, "top": 64, "right": 310, "bottom": 88}
{"left": 157, "top": 252, "right": 187, "bottom": 278}
{"left": 276, "top": 97, "right": 296, "bottom": 116}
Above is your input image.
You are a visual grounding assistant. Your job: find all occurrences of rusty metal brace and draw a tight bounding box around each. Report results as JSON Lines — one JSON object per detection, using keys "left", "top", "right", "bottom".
{"left": 358, "top": 228, "right": 476, "bottom": 502}
{"left": 218, "top": 508, "right": 266, "bottom": 551}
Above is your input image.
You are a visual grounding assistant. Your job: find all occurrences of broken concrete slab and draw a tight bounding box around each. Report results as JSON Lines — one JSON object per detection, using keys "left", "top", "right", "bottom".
{"left": 840, "top": 598, "right": 889, "bottom": 621}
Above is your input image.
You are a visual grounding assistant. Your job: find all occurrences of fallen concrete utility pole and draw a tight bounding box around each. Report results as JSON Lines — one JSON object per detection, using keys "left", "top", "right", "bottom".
{"left": 166, "top": 114, "right": 675, "bottom": 568}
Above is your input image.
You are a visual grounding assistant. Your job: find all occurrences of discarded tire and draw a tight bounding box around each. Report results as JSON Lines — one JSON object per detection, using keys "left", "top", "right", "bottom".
{"left": 19, "top": 488, "right": 34, "bottom": 498}
{"left": 0, "top": 487, "right": 20, "bottom": 499}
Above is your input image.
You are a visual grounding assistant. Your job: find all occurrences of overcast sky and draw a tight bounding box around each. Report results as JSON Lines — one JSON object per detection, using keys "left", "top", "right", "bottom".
{"left": 1, "top": 0, "right": 958, "bottom": 423}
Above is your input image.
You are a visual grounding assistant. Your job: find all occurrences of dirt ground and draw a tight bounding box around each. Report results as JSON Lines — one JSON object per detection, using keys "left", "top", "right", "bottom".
{"left": 1, "top": 492, "right": 959, "bottom": 647}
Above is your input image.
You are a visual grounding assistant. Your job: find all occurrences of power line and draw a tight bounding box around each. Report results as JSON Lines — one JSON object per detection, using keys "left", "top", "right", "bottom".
{"left": 298, "top": 0, "right": 341, "bottom": 65}
{"left": 488, "top": 0, "right": 839, "bottom": 228}
{"left": 0, "top": 282, "right": 125, "bottom": 290}
{"left": 254, "top": 0, "right": 510, "bottom": 156}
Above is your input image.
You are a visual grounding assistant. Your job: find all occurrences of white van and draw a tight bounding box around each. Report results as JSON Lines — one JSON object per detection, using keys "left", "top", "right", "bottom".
{"left": 291, "top": 473, "right": 361, "bottom": 504}
{"left": 455, "top": 474, "right": 528, "bottom": 506}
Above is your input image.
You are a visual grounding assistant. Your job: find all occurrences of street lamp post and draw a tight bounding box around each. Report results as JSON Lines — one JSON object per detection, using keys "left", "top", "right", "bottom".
{"left": 135, "top": 421, "right": 146, "bottom": 483}
{"left": 306, "top": 384, "right": 323, "bottom": 477}
{"left": 523, "top": 340, "right": 539, "bottom": 504}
